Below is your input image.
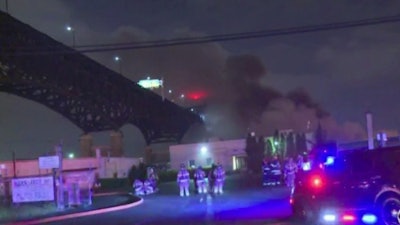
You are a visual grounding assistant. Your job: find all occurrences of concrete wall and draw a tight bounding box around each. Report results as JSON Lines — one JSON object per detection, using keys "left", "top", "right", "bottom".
{"left": 169, "top": 139, "right": 247, "bottom": 171}
{"left": 0, "top": 160, "right": 44, "bottom": 177}
{"left": 0, "top": 157, "right": 141, "bottom": 179}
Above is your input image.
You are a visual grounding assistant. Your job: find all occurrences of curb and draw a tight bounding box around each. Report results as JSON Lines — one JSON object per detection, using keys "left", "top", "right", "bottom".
{"left": 93, "top": 191, "right": 128, "bottom": 197}
{"left": 8, "top": 197, "right": 143, "bottom": 225}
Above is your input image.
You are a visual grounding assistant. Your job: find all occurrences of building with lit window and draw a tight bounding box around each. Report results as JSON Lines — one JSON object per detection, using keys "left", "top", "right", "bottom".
{"left": 169, "top": 139, "right": 247, "bottom": 171}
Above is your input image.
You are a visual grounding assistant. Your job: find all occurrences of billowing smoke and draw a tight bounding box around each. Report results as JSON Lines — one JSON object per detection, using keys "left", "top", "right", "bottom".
{"left": 203, "top": 54, "right": 367, "bottom": 143}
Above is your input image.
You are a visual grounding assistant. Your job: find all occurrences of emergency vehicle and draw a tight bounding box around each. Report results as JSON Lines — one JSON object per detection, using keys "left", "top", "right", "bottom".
{"left": 291, "top": 145, "right": 400, "bottom": 225}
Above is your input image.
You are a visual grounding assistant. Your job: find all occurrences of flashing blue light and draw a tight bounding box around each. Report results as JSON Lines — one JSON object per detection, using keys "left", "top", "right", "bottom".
{"left": 323, "top": 214, "right": 336, "bottom": 222}
{"left": 362, "top": 214, "right": 377, "bottom": 224}
{"left": 324, "top": 156, "right": 335, "bottom": 165}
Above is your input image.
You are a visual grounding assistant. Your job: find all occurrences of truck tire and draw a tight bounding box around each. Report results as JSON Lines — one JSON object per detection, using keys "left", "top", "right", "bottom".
{"left": 292, "top": 199, "right": 317, "bottom": 224}
{"left": 379, "top": 197, "right": 400, "bottom": 225}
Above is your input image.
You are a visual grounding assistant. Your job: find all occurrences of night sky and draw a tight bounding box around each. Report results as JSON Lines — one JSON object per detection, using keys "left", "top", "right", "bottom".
{"left": 1, "top": 0, "right": 400, "bottom": 160}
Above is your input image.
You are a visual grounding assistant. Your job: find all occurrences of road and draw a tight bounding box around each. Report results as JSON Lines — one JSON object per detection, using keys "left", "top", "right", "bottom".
{"left": 49, "top": 174, "right": 301, "bottom": 225}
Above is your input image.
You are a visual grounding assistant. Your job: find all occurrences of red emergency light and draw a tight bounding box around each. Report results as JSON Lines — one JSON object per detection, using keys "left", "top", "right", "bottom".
{"left": 187, "top": 91, "right": 207, "bottom": 100}
{"left": 342, "top": 214, "right": 356, "bottom": 222}
{"left": 310, "top": 174, "right": 324, "bottom": 189}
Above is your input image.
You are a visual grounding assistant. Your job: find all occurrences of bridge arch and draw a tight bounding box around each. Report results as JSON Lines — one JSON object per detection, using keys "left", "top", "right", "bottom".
{"left": 0, "top": 11, "right": 202, "bottom": 157}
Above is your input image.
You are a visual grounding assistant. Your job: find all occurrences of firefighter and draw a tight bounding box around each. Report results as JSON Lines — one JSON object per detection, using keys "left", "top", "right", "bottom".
{"left": 284, "top": 157, "right": 297, "bottom": 195}
{"left": 194, "top": 166, "right": 207, "bottom": 194}
{"left": 270, "top": 155, "right": 282, "bottom": 185}
{"left": 177, "top": 163, "right": 190, "bottom": 197}
{"left": 208, "top": 164, "right": 217, "bottom": 192}
{"left": 262, "top": 157, "right": 271, "bottom": 186}
{"left": 297, "top": 155, "right": 304, "bottom": 170}
{"left": 143, "top": 179, "right": 154, "bottom": 195}
{"left": 147, "top": 167, "right": 159, "bottom": 192}
{"left": 213, "top": 164, "right": 226, "bottom": 194}
{"left": 133, "top": 179, "right": 145, "bottom": 196}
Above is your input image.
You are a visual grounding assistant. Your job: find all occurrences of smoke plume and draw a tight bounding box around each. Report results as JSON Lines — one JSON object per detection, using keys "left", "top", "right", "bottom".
{"left": 203, "top": 54, "right": 366, "bottom": 143}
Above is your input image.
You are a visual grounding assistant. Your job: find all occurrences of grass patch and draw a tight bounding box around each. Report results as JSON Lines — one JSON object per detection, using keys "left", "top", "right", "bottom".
{"left": 0, "top": 194, "right": 137, "bottom": 224}
{"left": 0, "top": 201, "right": 58, "bottom": 223}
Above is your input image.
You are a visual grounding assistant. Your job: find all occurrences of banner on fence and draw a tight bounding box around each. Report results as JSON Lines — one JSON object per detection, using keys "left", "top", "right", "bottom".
{"left": 12, "top": 176, "right": 54, "bottom": 203}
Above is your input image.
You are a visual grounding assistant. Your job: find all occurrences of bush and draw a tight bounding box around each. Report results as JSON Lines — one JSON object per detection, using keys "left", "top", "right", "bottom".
{"left": 98, "top": 178, "right": 129, "bottom": 191}
{"left": 127, "top": 164, "right": 137, "bottom": 185}
{"left": 127, "top": 163, "right": 148, "bottom": 184}
{"left": 226, "top": 170, "right": 241, "bottom": 175}
{"left": 158, "top": 170, "right": 178, "bottom": 183}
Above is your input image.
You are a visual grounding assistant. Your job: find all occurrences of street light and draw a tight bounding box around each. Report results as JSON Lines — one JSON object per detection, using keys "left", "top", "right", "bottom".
{"left": 65, "top": 25, "right": 76, "bottom": 47}
{"left": 179, "top": 94, "right": 185, "bottom": 106}
{"left": 114, "top": 56, "right": 122, "bottom": 74}
{"left": 200, "top": 146, "right": 208, "bottom": 154}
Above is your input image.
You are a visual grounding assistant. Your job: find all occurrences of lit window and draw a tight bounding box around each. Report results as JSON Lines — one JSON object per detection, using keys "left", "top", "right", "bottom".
{"left": 206, "top": 158, "right": 212, "bottom": 166}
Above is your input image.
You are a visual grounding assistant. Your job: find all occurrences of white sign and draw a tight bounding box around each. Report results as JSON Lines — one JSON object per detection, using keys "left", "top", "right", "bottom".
{"left": 12, "top": 176, "right": 54, "bottom": 203}
{"left": 138, "top": 79, "right": 163, "bottom": 89}
{"left": 39, "top": 156, "right": 60, "bottom": 169}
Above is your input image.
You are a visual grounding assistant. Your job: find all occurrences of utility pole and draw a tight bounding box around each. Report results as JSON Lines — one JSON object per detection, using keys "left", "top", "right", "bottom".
{"left": 55, "top": 144, "right": 64, "bottom": 209}
{"left": 5, "top": 0, "right": 9, "bottom": 14}
{"left": 366, "top": 112, "right": 374, "bottom": 150}
{"left": 12, "top": 151, "right": 16, "bottom": 178}
{"left": 66, "top": 26, "right": 76, "bottom": 47}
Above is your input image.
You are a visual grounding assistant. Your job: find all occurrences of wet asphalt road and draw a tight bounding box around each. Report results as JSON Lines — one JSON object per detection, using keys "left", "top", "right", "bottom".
{"left": 48, "top": 174, "right": 302, "bottom": 225}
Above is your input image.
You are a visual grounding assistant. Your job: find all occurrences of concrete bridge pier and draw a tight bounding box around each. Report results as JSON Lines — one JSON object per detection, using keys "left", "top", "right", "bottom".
{"left": 110, "top": 130, "right": 123, "bottom": 157}
{"left": 80, "top": 133, "right": 93, "bottom": 157}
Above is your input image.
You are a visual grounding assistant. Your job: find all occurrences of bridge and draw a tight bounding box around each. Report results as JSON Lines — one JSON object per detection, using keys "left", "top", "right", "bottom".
{"left": 0, "top": 11, "right": 202, "bottom": 156}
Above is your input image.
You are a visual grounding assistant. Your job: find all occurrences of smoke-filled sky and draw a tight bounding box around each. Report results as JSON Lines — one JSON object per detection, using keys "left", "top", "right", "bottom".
{"left": 1, "top": 0, "right": 400, "bottom": 160}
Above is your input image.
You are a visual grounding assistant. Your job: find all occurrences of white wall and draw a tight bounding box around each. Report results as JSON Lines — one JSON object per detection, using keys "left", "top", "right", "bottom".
{"left": 0, "top": 157, "right": 141, "bottom": 179}
{"left": 169, "top": 139, "right": 246, "bottom": 171}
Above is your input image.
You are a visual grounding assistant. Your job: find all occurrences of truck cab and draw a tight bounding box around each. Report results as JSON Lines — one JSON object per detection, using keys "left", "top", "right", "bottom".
{"left": 291, "top": 146, "right": 400, "bottom": 225}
